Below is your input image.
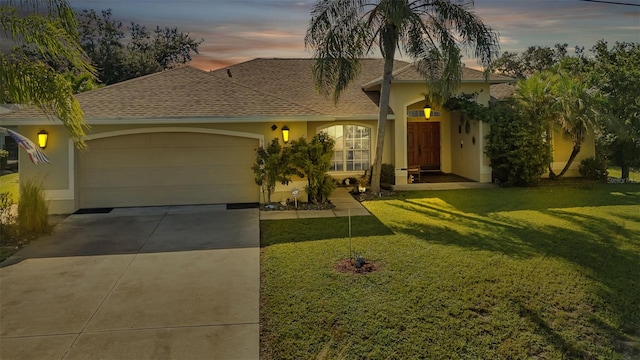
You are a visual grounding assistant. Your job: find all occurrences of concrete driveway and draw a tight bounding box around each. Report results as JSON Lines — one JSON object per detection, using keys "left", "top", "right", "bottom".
{"left": 0, "top": 205, "right": 259, "bottom": 360}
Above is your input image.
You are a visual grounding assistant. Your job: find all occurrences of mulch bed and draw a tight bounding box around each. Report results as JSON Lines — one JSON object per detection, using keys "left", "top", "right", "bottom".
{"left": 334, "top": 258, "right": 380, "bottom": 274}
{"left": 351, "top": 189, "right": 396, "bottom": 202}
{"left": 260, "top": 201, "right": 335, "bottom": 211}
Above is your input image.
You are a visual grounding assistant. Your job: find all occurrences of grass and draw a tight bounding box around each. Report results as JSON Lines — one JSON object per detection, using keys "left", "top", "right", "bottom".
{"left": 0, "top": 176, "right": 52, "bottom": 263}
{"left": 260, "top": 182, "right": 640, "bottom": 359}
{"left": 608, "top": 166, "right": 640, "bottom": 182}
{"left": 0, "top": 173, "right": 19, "bottom": 202}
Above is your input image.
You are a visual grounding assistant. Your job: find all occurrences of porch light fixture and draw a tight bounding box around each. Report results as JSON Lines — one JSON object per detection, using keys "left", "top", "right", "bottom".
{"left": 423, "top": 104, "right": 432, "bottom": 120}
{"left": 37, "top": 130, "right": 48, "bottom": 149}
{"left": 281, "top": 126, "right": 290, "bottom": 144}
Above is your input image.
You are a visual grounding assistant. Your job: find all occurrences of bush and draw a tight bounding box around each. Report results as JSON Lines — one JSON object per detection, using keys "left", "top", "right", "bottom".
{"left": 252, "top": 138, "right": 298, "bottom": 204}
{"left": 380, "top": 163, "right": 395, "bottom": 186}
{"left": 578, "top": 157, "right": 608, "bottom": 181}
{"left": 0, "top": 192, "right": 15, "bottom": 224}
{"left": 291, "top": 133, "right": 335, "bottom": 203}
{"left": 485, "top": 102, "right": 551, "bottom": 186}
{"left": 342, "top": 177, "right": 359, "bottom": 186}
{"left": 0, "top": 149, "right": 8, "bottom": 171}
{"left": 17, "top": 180, "right": 49, "bottom": 234}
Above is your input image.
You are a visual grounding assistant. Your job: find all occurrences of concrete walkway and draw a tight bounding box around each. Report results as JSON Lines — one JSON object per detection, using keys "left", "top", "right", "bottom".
{"left": 259, "top": 182, "right": 495, "bottom": 220}
{"left": 0, "top": 205, "right": 259, "bottom": 360}
{"left": 394, "top": 182, "right": 496, "bottom": 191}
{"left": 259, "top": 187, "right": 370, "bottom": 220}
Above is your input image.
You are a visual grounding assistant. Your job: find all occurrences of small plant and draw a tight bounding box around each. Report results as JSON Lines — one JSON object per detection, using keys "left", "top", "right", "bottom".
{"left": 17, "top": 180, "right": 49, "bottom": 234}
{"left": 342, "top": 177, "right": 359, "bottom": 187}
{"left": 579, "top": 157, "right": 608, "bottom": 181}
{"left": 0, "top": 149, "right": 8, "bottom": 171}
{"left": 0, "top": 192, "right": 15, "bottom": 225}
{"left": 380, "top": 163, "right": 395, "bottom": 186}
{"left": 354, "top": 254, "right": 366, "bottom": 269}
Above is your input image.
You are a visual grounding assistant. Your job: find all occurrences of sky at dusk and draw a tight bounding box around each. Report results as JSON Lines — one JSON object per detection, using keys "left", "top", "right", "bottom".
{"left": 68, "top": 0, "right": 640, "bottom": 71}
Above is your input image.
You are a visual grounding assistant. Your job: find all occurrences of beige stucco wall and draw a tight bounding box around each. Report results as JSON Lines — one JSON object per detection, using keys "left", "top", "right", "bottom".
{"left": 17, "top": 125, "right": 74, "bottom": 214}
{"left": 546, "top": 127, "right": 596, "bottom": 178}
{"left": 18, "top": 122, "right": 307, "bottom": 213}
{"left": 389, "top": 82, "right": 492, "bottom": 185}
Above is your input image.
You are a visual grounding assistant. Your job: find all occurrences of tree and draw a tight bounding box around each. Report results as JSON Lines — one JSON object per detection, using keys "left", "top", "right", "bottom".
{"left": 490, "top": 43, "right": 571, "bottom": 80}
{"left": 305, "top": 0, "right": 499, "bottom": 193}
{"left": 290, "top": 133, "right": 335, "bottom": 203}
{"left": 78, "top": 9, "right": 203, "bottom": 85}
{"left": 551, "top": 66, "right": 600, "bottom": 178}
{"left": 485, "top": 100, "right": 551, "bottom": 186}
{"left": 514, "top": 68, "right": 600, "bottom": 180}
{"left": 252, "top": 138, "right": 297, "bottom": 204}
{"left": 589, "top": 41, "right": 640, "bottom": 181}
{"left": 0, "top": 0, "right": 93, "bottom": 145}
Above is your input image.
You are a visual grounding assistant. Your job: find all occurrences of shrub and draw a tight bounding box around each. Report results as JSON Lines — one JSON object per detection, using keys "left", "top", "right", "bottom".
{"left": 291, "top": 133, "right": 335, "bottom": 203}
{"left": 380, "top": 163, "right": 395, "bottom": 186}
{"left": 0, "top": 191, "right": 15, "bottom": 223}
{"left": 579, "top": 157, "right": 608, "bottom": 181}
{"left": 485, "top": 102, "right": 552, "bottom": 186}
{"left": 252, "top": 138, "right": 298, "bottom": 204}
{"left": 0, "top": 149, "right": 8, "bottom": 171}
{"left": 17, "top": 180, "right": 49, "bottom": 234}
{"left": 342, "top": 177, "right": 359, "bottom": 186}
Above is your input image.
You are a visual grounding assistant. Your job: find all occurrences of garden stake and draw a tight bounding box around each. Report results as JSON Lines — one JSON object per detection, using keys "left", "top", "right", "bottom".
{"left": 349, "top": 209, "right": 352, "bottom": 259}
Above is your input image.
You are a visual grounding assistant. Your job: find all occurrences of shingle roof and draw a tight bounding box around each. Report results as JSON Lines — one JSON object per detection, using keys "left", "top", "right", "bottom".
{"left": 210, "top": 58, "right": 409, "bottom": 116}
{"left": 0, "top": 58, "right": 516, "bottom": 123}
{"left": 362, "top": 62, "right": 514, "bottom": 89}
{"left": 0, "top": 66, "right": 322, "bottom": 121}
{"left": 490, "top": 84, "right": 516, "bottom": 102}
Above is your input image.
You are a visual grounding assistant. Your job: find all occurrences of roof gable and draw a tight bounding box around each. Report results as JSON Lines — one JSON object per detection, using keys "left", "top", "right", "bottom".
{"left": 210, "top": 58, "right": 410, "bottom": 117}
{"left": 362, "top": 63, "right": 514, "bottom": 89}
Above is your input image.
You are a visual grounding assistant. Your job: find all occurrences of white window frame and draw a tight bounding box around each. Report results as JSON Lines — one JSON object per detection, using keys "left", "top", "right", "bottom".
{"left": 320, "top": 124, "right": 372, "bottom": 173}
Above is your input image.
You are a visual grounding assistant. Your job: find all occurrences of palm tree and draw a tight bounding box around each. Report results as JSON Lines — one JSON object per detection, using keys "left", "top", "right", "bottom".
{"left": 551, "top": 71, "right": 600, "bottom": 178}
{"left": 514, "top": 68, "right": 599, "bottom": 179}
{"left": 305, "top": 0, "right": 499, "bottom": 192}
{"left": 0, "top": 0, "right": 94, "bottom": 147}
{"left": 513, "top": 71, "right": 559, "bottom": 176}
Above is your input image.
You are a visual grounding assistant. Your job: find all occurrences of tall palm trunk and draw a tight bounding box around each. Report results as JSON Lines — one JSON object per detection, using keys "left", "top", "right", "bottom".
{"left": 557, "top": 144, "right": 581, "bottom": 178}
{"left": 371, "top": 25, "right": 397, "bottom": 193}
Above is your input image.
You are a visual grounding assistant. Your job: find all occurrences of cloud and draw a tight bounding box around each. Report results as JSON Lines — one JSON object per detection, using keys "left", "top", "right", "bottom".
{"left": 67, "top": 0, "right": 639, "bottom": 72}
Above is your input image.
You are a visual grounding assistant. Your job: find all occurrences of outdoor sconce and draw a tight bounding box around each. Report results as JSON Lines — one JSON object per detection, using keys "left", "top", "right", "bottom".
{"left": 37, "top": 130, "right": 48, "bottom": 149}
{"left": 281, "top": 125, "right": 290, "bottom": 143}
{"left": 423, "top": 104, "right": 432, "bottom": 120}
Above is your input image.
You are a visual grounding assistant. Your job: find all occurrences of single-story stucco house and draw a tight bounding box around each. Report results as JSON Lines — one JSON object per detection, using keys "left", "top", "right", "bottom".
{"left": 0, "top": 58, "right": 595, "bottom": 214}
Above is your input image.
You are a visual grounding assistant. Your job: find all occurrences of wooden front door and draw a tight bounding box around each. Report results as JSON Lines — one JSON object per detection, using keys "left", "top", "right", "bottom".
{"left": 407, "top": 122, "right": 441, "bottom": 170}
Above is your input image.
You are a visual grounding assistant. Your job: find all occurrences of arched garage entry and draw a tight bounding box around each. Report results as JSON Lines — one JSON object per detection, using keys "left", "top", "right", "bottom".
{"left": 78, "top": 128, "right": 261, "bottom": 208}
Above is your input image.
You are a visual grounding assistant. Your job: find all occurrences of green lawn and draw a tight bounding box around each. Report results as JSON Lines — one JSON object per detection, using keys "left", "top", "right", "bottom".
{"left": 260, "top": 183, "right": 640, "bottom": 359}
{"left": 0, "top": 173, "right": 19, "bottom": 202}
{"left": 608, "top": 166, "right": 640, "bottom": 182}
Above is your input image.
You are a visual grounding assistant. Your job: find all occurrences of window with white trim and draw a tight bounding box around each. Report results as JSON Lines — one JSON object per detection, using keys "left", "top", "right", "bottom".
{"left": 321, "top": 125, "right": 371, "bottom": 171}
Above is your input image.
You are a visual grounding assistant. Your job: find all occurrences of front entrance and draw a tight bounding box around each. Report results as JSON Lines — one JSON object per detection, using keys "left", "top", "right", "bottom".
{"left": 407, "top": 122, "right": 440, "bottom": 170}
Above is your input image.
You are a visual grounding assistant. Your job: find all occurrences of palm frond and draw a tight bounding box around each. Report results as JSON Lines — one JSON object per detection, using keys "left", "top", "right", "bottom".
{"left": 1, "top": 55, "right": 88, "bottom": 147}
{"left": 0, "top": 1, "right": 92, "bottom": 148}
{"left": 305, "top": 0, "right": 375, "bottom": 102}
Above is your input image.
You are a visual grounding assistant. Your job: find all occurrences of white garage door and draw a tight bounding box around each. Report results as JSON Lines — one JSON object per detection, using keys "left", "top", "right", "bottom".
{"left": 78, "top": 132, "right": 259, "bottom": 208}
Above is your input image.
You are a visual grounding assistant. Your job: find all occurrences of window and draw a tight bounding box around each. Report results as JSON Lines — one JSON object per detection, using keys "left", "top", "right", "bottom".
{"left": 321, "top": 125, "right": 371, "bottom": 171}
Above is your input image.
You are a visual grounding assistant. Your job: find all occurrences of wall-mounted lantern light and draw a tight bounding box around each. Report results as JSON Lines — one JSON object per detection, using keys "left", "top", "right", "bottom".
{"left": 281, "top": 126, "right": 290, "bottom": 143}
{"left": 423, "top": 104, "right": 432, "bottom": 120}
{"left": 37, "top": 130, "right": 49, "bottom": 149}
